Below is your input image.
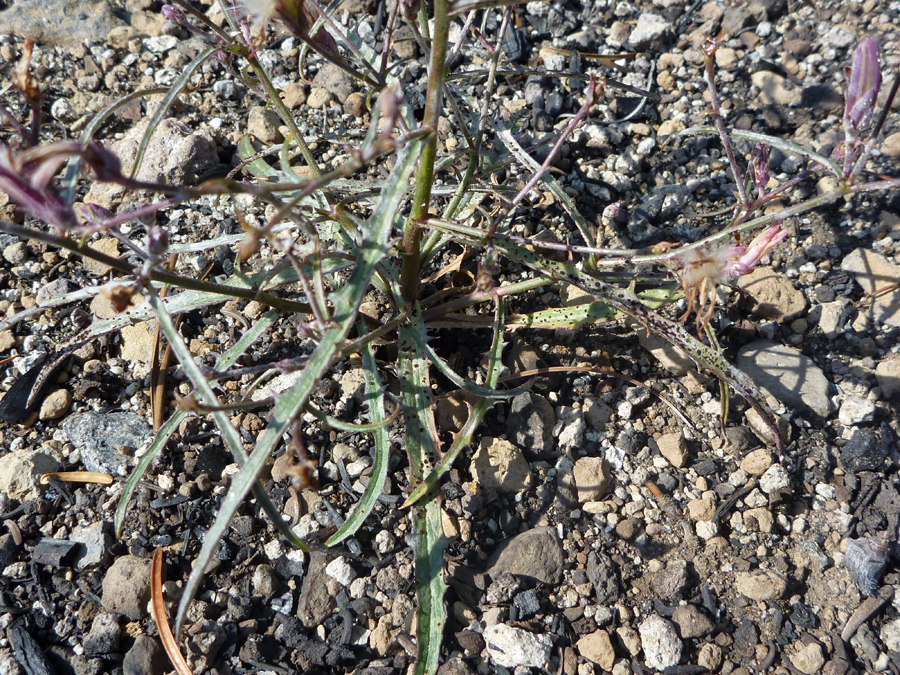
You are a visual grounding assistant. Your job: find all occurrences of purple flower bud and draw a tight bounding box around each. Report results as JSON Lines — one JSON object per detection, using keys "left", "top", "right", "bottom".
{"left": 78, "top": 203, "right": 115, "bottom": 224}
{"left": 161, "top": 4, "right": 186, "bottom": 24}
{"left": 844, "top": 38, "right": 882, "bottom": 137}
{"left": 750, "top": 143, "right": 770, "bottom": 191}
{"left": 601, "top": 202, "right": 621, "bottom": 228}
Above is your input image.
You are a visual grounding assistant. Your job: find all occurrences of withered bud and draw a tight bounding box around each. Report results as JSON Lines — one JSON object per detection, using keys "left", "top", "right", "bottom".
{"left": 750, "top": 143, "right": 770, "bottom": 191}
{"left": 100, "top": 284, "right": 137, "bottom": 315}
{"left": 14, "top": 38, "right": 40, "bottom": 102}
{"left": 601, "top": 201, "right": 621, "bottom": 229}
{"left": 147, "top": 225, "right": 169, "bottom": 257}
{"left": 236, "top": 231, "right": 261, "bottom": 265}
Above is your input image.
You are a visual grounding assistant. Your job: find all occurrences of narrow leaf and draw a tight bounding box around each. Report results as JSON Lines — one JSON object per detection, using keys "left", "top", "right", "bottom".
{"left": 325, "top": 335, "right": 391, "bottom": 546}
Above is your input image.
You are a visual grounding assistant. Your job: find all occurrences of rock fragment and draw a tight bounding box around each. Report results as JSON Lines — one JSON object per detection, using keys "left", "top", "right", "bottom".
{"left": 737, "top": 340, "right": 836, "bottom": 419}
{"left": 102, "top": 555, "right": 151, "bottom": 620}
{"left": 483, "top": 624, "right": 553, "bottom": 669}
{"left": 488, "top": 527, "right": 563, "bottom": 585}
{"left": 638, "top": 615, "right": 682, "bottom": 669}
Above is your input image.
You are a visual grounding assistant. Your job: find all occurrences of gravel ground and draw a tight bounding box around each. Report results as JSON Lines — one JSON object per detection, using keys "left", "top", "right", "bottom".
{"left": 2, "top": 0, "right": 900, "bottom": 674}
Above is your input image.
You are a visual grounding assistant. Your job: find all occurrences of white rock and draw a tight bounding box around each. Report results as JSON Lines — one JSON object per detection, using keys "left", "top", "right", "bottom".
{"left": 839, "top": 395, "right": 876, "bottom": 426}
{"left": 638, "top": 615, "right": 682, "bottom": 669}
{"left": 881, "top": 618, "right": 900, "bottom": 652}
{"left": 760, "top": 464, "right": 790, "bottom": 494}
{"left": 325, "top": 556, "right": 356, "bottom": 586}
{"left": 483, "top": 624, "right": 553, "bottom": 669}
{"left": 696, "top": 521, "right": 719, "bottom": 540}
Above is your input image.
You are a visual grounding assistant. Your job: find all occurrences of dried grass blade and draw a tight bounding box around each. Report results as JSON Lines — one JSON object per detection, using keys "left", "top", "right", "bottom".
{"left": 40, "top": 471, "right": 113, "bottom": 485}
{"left": 151, "top": 549, "right": 194, "bottom": 675}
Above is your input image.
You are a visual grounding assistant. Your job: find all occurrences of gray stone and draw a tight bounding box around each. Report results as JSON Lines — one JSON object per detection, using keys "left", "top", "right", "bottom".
{"left": 627, "top": 13, "right": 671, "bottom": 50}
{"left": 737, "top": 340, "right": 836, "bottom": 419}
{"left": 247, "top": 106, "right": 283, "bottom": 145}
{"left": 587, "top": 551, "right": 620, "bottom": 604}
{"left": 639, "top": 615, "right": 682, "bottom": 669}
{"left": 71, "top": 521, "right": 113, "bottom": 570}
{"left": 488, "top": 527, "right": 564, "bottom": 586}
{"left": 841, "top": 248, "right": 900, "bottom": 328}
{"left": 576, "top": 630, "right": 615, "bottom": 670}
{"left": 62, "top": 412, "right": 152, "bottom": 476}
{"left": 881, "top": 618, "right": 900, "bottom": 652}
{"left": 760, "top": 464, "right": 791, "bottom": 494}
{"left": 83, "top": 613, "right": 121, "bottom": 654}
{"left": 252, "top": 564, "right": 280, "bottom": 598}
{"left": 142, "top": 35, "right": 178, "bottom": 53}
{"left": 638, "top": 331, "right": 695, "bottom": 376}
{"left": 483, "top": 624, "right": 553, "bottom": 669}
{"left": 297, "top": 551, "right": 337, "bottom": 626}
{"left": 735, "top": 569, "right": 787, "bottom": 601}
{"left": 124, "top": 636, "right": 166, "bottom": 675}
{"left": 818, "top": 298, "right": 854, "bottom": 338}
{"left": 573, "top": 456, "right": 613, "bottom": 502}
{"left": 656, "top": 433, "right": 688, "bottom": 468}
{"left": 102, "top": 555, "right": 151, "bottom": 620}
{"left": 839, "top": 396, "right": 876, "bottom": 426}
{"left": 0, "top": 0, "right": 126, "bottom": 46}
{"left": 553, "top": 405, "right": 585, "bottom": 453}
{"left": 652, "top": 560, "right": 688, "bottom": 600}
{"left": 672, "top": 604, "right": 715, "bottom": 638}
{"left": 506, "top": 393, "right": 556, "bottom": 455}
{"left": 39, "top": 389, "right": 72, "bottom": 421}
{"left": 751, "top": 71, "right": 801, "bottom": 106}
{"left": 213, "top": 80, "right": 240, "bottom": 100}
{"left": 36, "top": 279, "right": 72, "bottom": 304}
{"left": 791, "top": 642, "right": 826, "bottom": 675}
{"left": 840, "top": 425, "right": 895, "bottom": 473}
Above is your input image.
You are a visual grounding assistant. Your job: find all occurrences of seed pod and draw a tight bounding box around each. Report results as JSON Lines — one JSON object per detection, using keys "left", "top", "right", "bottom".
{"left": 844, "top": 536, "right": 892, "bottom": 597}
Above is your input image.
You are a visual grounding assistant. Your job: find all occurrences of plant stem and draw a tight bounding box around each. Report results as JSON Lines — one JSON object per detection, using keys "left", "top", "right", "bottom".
{"left": 401, "top": 0, "right": 450, "bottom": 303}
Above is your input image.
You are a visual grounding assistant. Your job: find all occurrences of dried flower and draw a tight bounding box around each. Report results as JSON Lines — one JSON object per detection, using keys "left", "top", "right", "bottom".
{"left": 0, "top": 141, "right": 124, "bottom": 231}
{"left": 236, "top": 0, "right": 339, "bottom": 57}
{"left": 677, "top": 224, "right": 786, "bottom": 334}
{"left": 723, "top": 224, "right": 787, "bottom": 278}
{"left": 844, "top": 38, "right": 882, "bottom": 138}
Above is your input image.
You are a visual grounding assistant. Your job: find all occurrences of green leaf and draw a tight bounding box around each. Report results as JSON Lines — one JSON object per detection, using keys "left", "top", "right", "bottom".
{"left": 398, "top": 322, "right": 447, "bottom": 675}
{"left": 493, "top": 239, "right": 786, "bottom": 452}
{"left": 130, "top": 45, "right": 218, "bottom": 180}
{"left": 114, "top": 310, "right": 279, "bottom": 538}
{"left": 172, "top": 135, "right": 425, "bottom": 639}
{"left": 403, "top": 299, "right": 505, "bottom": 508}
{"left": 325, "top": 335, "right": 391, "bottom": 547}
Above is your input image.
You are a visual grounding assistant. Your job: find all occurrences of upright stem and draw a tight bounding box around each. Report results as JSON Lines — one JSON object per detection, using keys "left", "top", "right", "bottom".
{"left": 400, "top": 0, "right": 450, "bottom": 303}
{"left": 703, "top": 42, "right": 748, "bottom": 209}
